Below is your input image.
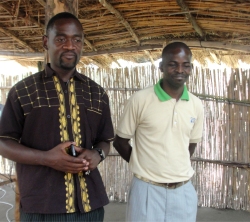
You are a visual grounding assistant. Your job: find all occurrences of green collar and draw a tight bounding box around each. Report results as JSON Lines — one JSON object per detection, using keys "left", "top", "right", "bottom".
{"left": 154, "top": 79, "right": 189, "bottom": 101}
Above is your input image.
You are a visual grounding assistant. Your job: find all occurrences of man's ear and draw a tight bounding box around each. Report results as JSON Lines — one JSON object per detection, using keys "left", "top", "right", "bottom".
{"left": 159, "top": 61, "right": 163, "bottom": 72}
{"left": 42, "top": 35, "right": 48, "bottom": 50}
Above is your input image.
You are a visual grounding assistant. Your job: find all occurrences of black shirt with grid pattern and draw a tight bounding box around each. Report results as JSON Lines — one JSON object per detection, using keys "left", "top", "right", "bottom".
{"left": 0, "top": 64, "right": 114, "bottom": 214}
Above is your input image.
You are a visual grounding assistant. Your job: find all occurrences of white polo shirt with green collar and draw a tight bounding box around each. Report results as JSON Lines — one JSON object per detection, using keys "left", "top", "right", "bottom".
{"left": 116, "top": 79, "right": 204, "bottom": 183}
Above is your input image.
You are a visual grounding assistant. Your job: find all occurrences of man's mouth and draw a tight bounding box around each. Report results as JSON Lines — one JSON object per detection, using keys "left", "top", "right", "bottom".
{"left": 61, "top": 52, "right": 76, "bottom": 59}
{"left": 173, "top": 75, "right": 186, "bottom": 80}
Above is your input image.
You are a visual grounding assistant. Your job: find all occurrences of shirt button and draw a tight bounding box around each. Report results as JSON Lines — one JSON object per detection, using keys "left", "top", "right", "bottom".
{"left": 67, "top": 115, "right": 71, "bottom": 118}
{"left": 64, "top": 90, "right": 68, "bottom": 93}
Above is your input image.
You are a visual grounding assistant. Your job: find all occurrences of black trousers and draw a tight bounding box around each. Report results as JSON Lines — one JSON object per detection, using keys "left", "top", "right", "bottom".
{"left": 20, "top": 207, "right": 104, "bottom": 222}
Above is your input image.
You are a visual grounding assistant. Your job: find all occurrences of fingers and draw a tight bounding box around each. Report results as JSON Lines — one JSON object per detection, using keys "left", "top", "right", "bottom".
{"left": 61, "top": 141, "right": 76, "bottom": 148}
{"left": 74, "top": 146, "right": 83, "bottom": 153}
{"left": 58, "top": 159, "right": 89, "bottom": 173}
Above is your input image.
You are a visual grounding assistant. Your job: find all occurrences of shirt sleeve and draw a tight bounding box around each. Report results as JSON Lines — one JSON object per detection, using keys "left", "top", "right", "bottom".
{"left": 0, "top": 87, "right": 24, "bottom": 142}
{"left": 189, "top": 100, "right": 204, "bottom": 143}
{"left": 116, "top": 94, "right": 139, "bottom": 139}
{"left": 94, "top": 91, "right": 114, "bottom": 143}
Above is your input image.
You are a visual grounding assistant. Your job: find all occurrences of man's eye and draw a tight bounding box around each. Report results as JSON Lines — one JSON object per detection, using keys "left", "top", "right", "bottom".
{"left": 74, "top": 38, "right": 82, "bottom": 43}
{"left": 56, "top": 38, "right": 66, "bottom": 42}
{"left": 168, "top": 63, "right": 176, "bottom": 67}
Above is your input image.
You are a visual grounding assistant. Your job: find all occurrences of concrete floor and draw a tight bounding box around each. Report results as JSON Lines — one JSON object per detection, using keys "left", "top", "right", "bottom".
{"left": 1, "top": 184, "right": 250, "bottom": 222}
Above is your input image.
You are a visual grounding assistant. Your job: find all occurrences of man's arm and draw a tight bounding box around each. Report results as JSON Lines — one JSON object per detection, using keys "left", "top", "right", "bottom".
{"left": 93, "top": 141, "right": 110, "bottom": 159}
{"left": 0, "top": 138, "right": 88, "bottom": 173}
{"left": 113, "top": 135, "right": 131, "bottom": 162}
{"left": 189, "top": 143, "right": 197, "bottom": 157}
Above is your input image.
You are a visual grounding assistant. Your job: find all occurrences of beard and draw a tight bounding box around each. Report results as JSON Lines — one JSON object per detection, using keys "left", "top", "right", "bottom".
{"left": 167, "top": 73, "right": 190, "bottom": 89}
{"left": 59, "top": 53, "right": 79, "bottom": 70}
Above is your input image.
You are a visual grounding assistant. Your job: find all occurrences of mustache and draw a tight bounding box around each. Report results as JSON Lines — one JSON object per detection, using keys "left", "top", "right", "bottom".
{"left": 174, "top": 73, "right": 188, "bottom": 77}
{"left": 61, "top": 51, "right": 77, "bottom": 57}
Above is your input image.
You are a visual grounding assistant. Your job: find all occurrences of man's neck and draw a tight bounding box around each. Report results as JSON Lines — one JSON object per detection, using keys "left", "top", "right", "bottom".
{"left": 50, "top": 66, "right": 76, "bottom": 82}
{"left": 161, "top": 81, "right": 184, "bottom": 101}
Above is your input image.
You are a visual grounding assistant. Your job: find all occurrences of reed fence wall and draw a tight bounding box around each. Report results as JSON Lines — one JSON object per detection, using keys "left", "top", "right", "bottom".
{"left": 0, "top": 65, "right": 249, "bottom": 211}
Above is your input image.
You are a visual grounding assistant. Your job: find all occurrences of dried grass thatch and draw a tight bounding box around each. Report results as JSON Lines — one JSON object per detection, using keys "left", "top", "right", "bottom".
{"left": 0, "top": 0, "right": 250, "bottom": 67}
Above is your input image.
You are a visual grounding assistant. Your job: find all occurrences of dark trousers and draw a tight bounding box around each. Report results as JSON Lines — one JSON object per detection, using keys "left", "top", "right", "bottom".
{"left": 20, "top": 207, "right": 104, "bottom": 222}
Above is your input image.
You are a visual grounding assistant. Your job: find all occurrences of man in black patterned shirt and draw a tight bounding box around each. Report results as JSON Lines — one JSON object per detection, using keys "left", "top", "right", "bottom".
{"left": 0, "top": 12, "right": 114, "bottom": 221}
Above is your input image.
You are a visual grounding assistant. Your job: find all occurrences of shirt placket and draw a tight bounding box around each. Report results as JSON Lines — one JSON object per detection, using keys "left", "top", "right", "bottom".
{"left": 172, "top": 100, "right": 178, "bottom": 131}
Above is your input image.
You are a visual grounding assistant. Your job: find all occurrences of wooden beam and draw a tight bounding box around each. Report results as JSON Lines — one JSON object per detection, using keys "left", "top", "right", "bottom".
{"left": 176, "top": 0, "right": 205, "bottom": 38}
{"left": 108, "top": 54, "right": 121, "bottom": 67}
{"left": 99, "top": 0, "right": 140, "bottom": 45}
{"left": 209, "top": 52, "right": 221, "bottom": 64}
{"left": 82, "top": 45, "right": 162, "bottom": 56}
{"left": 46, "top": 0, "right": 78, "bottom": 18}
{"left": 36, "top": 0, "right": 46, "bottom": 7}
{"left": 0, "top": 3, "right": 45, "bottom": 29}
{"left": 169, "top": 2, "right": 250, "bottom": 16}
{"left": 79, "top": 59, "right": 103, "bottom": 68}
{"left": 0, "top": 40, "right": 249, "bottom": 59}
{"left": 81, "top": 40, "right": 250, "bottom": 56}
{"left": 84, "top": 37, "right": 120, "bottom": 65}
{"left": 14, "top": 0, "right": 21, "bottom": 19}
{"left": 84, "top": 38, "right": 97, "bottom": 51}
{"left": 84, "top": 33, "right": 123, "bottom": 65}
{"left": 144, "top": 50, "right": 155, "bottom": 66}
{"left": 0, "top": 27, "right": 35, "bottom": 52}
{"left": 182, "top": 40, "right": 250, "bottom": 52}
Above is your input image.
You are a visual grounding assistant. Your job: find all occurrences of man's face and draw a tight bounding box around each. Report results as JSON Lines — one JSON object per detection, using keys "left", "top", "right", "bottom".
{"left": 159, "top": 47, "right": 192, "bottom": 89}
{"left": 43, "top": 18, "right": 83, "bottom": 72}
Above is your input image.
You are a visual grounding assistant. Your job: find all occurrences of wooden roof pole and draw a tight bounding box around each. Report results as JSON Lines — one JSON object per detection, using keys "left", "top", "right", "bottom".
{"left": 36, "top": 0, "right": 46, "bottom": 7}
{"left": 84, "top": 39, "right": 97, "bottom": 52}
{"left": 81, "top": 40, "right": 250, "bottom": 56}
{"left": 107, "top": 54, "right": 121, "bottom": 67}
{"left": 0, "top": 40, "right": 249, "bottom": 59}
{"left": 99, "top": 0, "right": 155, "bottom": 66}
{"left": 144, "top": 50, "right": 155, "bottom": 67}
{"left": 0, "top": 3, "right": 39, "bottom": 52}
{"left": 0, "top": 27, "right": 35, "bottom": 52}
{"left": 13, "top": 0, "right": 21, "bottom": 19}
{"left": 46, "top": 0, "right": 78, "bottom": 17}
{"left": 99, "top": 0, "right": 140, "bottom": 45}
{"left": 0, "top": 3, "right": 45, "bottom": 29}
{"left": 176, "top": 0, "right": 205, "bottom": 39}
{"left": 79, "top": 60, "right": 103, "bottom": 68}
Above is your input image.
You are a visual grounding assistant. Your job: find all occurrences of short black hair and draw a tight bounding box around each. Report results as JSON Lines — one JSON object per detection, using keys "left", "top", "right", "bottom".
{"left": 162, "top": 42, "right": 192, "bottom": 59}
{"left": 46, "top": 12, "right": 83, "bottom": 34}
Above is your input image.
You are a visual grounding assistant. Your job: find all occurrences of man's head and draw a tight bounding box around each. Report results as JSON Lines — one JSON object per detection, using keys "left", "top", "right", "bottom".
{"left": 159, "top": 42, "right": 193, "bottom": 89}
{"left": 43, "top": 12, "right": 84, "bottom": 73}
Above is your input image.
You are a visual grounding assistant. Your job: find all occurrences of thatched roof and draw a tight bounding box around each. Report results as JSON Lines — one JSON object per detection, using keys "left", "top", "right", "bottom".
{"left": 0, "top": 0, "right": 250, "bottom": 68}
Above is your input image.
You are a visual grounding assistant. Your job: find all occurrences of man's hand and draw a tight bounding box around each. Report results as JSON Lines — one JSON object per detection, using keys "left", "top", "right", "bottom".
{"left": 41, "top": 141, "right": 89, "bottom": 174}
{"left": 78, "top": 148, "right": 102, "bottom": 171}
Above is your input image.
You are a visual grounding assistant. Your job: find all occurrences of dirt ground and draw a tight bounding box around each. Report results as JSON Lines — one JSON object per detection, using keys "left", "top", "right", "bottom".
{"left": 1, "top": 184, "right": 249, "bottom": 222}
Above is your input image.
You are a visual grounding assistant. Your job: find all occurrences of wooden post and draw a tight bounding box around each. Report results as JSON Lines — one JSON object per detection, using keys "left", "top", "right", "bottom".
{"left": 46, "top": 0, "right": 78, "bottom": 19}
{"left": 15, "top": 1, "right": 79, "bottom": 221}
{"left": 44, "top": 0, "right": 78, "bottom": 64}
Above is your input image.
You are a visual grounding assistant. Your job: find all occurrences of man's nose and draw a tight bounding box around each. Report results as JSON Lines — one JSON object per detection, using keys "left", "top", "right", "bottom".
{"left": 176, "top": 64, "right": 184, "bottom": 73}
{"left": 63, "top": 39, "right": 76, "bottom": 49}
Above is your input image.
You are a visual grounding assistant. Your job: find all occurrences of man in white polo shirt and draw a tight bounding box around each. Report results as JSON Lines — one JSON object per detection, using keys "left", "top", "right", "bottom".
{"left": 113, "top": 42, "right": 204, "bottom": 222}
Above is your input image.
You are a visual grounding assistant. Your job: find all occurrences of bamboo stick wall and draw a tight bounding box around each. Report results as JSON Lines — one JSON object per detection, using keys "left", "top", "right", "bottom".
{"left": 0, "top": 65, "right": 249, "bottom": 211}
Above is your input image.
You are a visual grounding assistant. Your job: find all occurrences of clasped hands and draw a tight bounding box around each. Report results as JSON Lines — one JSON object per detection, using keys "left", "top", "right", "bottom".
{"left": 41, "top": 141, "right": 101, "bottom": 174}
